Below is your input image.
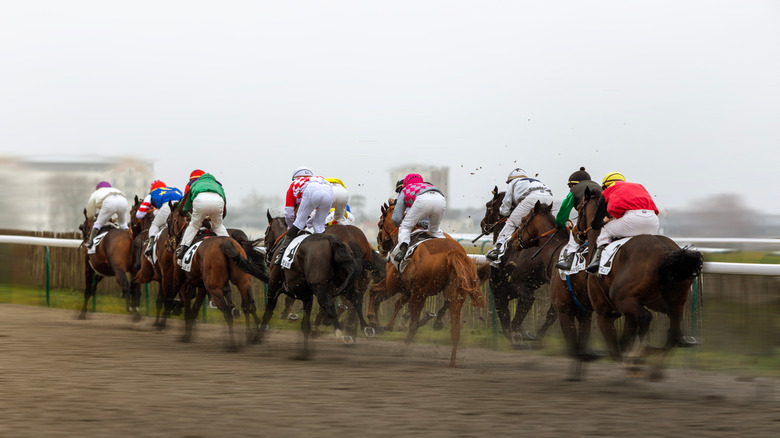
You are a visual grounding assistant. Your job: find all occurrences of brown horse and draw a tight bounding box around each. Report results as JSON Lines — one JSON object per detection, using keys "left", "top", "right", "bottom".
{"left": 503, "top": 192, "right": 599, "bottom": 380}
{"left": 78, "top": 209, "right": 141, "bottom": 321}
{"left": 374, "top": 200, "right": 486, "bottom": 367}
{"left": 512, "top": 200, "right": 703, "bottom": 380}
{"left": 167, "top": 205, "right": 268, "bottom": 351}
{"left": 479, "top": 187, "right": 558, "bottom": 345}
{"left": 259, "top": 215, "right": 367, "bottom": 359}
{"left": 129, "top": 196, "right": 167, "bottom": 327}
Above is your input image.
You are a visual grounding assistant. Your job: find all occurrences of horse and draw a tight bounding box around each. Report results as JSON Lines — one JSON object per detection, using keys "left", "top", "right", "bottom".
{"left": 369, "top": 201, "right": 471, "bottom": 333}
{"left": 259, "top": 215, "right": 368, "bottom": 359}
{"left": 502, "top": 191, "right": 600, "bottom": 380}
{"left": 129, "top": 196, "right": 168, "bottom": 327}
{"left": 511, "top": 200, "right": 703, "bottom": 380}
{"left": 78, "top": 209, "right": 141, "bottom": 321}
{"left": 166, "top": 204, "right": 268, "bottom": 351}
{"left": 479, "top": 187, "right": 558, "bottom": 345}
{"left": 374, "top": 199, "right": 486, "bottom": 367}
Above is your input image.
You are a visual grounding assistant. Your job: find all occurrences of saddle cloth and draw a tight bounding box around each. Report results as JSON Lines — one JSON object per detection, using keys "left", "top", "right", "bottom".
{"left": 145, "top": 230, "right": 163, "bottom": 265}
{"left": 179, "top": 240, "right": 205, "bottom": 272}
{"left": 557, "top": 246, "right": 589, "bottom": 279}
{"left": 598, "top": 237, "right": 633, "bottom": 276}
{"left": 281, "top": 234, "right": 310, "bottom": 270}
{"left": 392, "top": 230, "right": 441, "bottom": 273}
{"left": 87, "top": 231, "right": 110, "bottom": 255}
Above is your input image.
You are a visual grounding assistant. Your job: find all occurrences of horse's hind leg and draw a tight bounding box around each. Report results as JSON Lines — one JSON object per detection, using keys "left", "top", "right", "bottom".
{"left": 211, "top": 289, "right": 238, "bottom": 352}
{"left": 257, "top": 271, "right": 284, "bottom": 343}
{"left": 595, "top": 312, "right": 621, "bottom": 362}
{"left": 432, "top": 300, "right": 450, "bottom": 331}
{"left": 512, "top": 289, "right": 536, "bottom": 340}
{"left": 534, "top": 303, "right": 559, "bottom": 340}
{"left": 80, "top": 268, "right": 101, "bottom": 320}
{"left": 296, "top": 295, "right": 314, "bottom": 360}
{"left": 446, "top": 297, "right": 465, "bottom": 368}
{"left": 404, "top": 293, "right": 426, "bottom": 347}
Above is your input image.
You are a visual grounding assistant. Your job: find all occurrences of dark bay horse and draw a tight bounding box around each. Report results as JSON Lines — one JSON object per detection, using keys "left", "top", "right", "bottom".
{"left": 480, "top": 187, "right": 557, "bottom": 345}
{"left": 129, "top": 196, "right": 168, "bottom": 327}
{"left": 512, "top": 200, "right": 703, "bottom": 380}
{"left": 375, "top": 200, "right": 486, "bottom": 367}
{"left": 260, "top": 215, "right": 367, "bottom": 359}
{"left": 167, "top": 205, "right": 268, "bottom": 351}
{"left": 505, "top": 193, "right": 600, "bottom": 380}
{"left": 78, "top": 209, "right": 141, "bottom": 321}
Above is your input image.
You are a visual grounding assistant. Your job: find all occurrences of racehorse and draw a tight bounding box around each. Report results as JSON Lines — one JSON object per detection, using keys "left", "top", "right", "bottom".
{"left": 479, "top": 187, "right": 557, "bottom": 345}
{"left": 502, "top": 191, "right": 599, "bottom": 380}
{"left": 167, "top": 204, "right": 268, "bottom": 351}
{"left": 259, "top": 215, "right": 368, "bottom": 359}
{"left": 375, "top": 200, "right": 486, "bottom": 367}
{"left": 78, "top": 209, "right": 141, "bottom": 321}
{"left": 511, "top": 200, "right": 703, "bottom": 380}
{"left": 129, "top": 196, "right": 168, "bottom": 327}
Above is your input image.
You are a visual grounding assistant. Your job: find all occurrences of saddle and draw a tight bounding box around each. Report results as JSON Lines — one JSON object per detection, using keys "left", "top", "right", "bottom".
{"left": 393, "top": 230, "right": 437, "bottom": 273}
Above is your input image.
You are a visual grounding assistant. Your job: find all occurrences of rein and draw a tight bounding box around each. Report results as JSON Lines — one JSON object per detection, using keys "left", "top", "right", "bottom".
{"left": 530, "top": 227, "right": 562, "bottom": 259}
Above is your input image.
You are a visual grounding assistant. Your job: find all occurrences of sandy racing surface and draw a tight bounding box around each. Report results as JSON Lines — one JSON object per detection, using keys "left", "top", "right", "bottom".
{"left": 1, "top": 304, "right": 777, "bottom": 437}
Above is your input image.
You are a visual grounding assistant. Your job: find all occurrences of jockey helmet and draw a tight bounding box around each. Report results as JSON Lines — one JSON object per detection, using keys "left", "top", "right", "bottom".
{"left": 567, "top": 167, "right": 591, "bottom": 186}
{"left": 189, "top": 169, "right": 205, "bottom": 180}
{"left": 602, "top": 172, "right": 626, "bottom": 188}
{"left": 403, "top": 173, "right": 423, "bottom": 186}
{"left": 292, "top": 166, "right": 313, "bottom": 180}
{"left": 506, "top": 168, "right": 527, "bottom": 184}
{"left": 395, "top": 178, "right": 404, "bottom": 193}
{"left": 96, "top": 181, "right": 111, "bottom": 189}
{"left": 150, "top": 180, "right": 166, "bottom": 191}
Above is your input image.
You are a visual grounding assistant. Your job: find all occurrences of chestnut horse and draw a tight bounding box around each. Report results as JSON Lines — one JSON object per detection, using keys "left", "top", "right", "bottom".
{"left": 259, "top": 215, "right": 367, "bottom": 359}
{"left": 512, "top": 200, "right": 703, "bottom": 380}
{"left": 374, "top": 200, "right": 485, "bottom": 367}
{"left": 78, "top": 209, "right": 141, "bottom": 321}
{"left": 167, "top": 205, "right": 268, "bottom": 351}
{"left": 479, "top": 187, "right": 557, "bottom": 345}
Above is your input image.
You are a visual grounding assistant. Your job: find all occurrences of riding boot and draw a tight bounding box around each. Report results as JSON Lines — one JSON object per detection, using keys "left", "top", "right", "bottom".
{"left": 585, "top": 244, "right": 608, "bottom": 274}
{"left": 393, "top": 242, "right": 409, "bottom": 263}
{"left": 555, "top": 250, "right": 576, "bottom": 270}
{"left": 176, "top": 244, "right": 190, "bottom": 261}
{"left": 85, "top": 228, "right": 98, "bottom": 249}
{"left": 144, "top": 235, "right": 156, "bottom": 257}
{"left": 485, "top": 242, "right": 502, "bottom": 262}
{"left": 274, "top": 225, "right": 301, "bottom": 266}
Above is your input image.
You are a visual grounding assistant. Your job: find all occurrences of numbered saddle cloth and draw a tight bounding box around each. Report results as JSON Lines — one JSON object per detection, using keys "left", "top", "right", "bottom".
{"left": 281, "top": 234, "right": 310, "bottom": 270}
{"left": 598, "top": 237, "right": 633, "bottom": 275}
{"left": 179, "top": 240, "right": 206, "bottom": 272}
{"left": 87, "top": 231, "right": 110, "bottom": 255}
{"left": 557, "top": 247, "right": 590, "bottom": 279}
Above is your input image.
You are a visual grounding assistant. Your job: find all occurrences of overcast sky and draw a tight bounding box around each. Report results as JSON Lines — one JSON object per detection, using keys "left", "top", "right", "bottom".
{"left": 2, "top": 1, "right": 779, "bottom": 215}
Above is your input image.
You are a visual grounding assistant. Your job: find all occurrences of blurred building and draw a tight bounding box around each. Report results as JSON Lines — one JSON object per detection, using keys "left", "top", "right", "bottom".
{"left": 0, "top": 155, "right": 153, "bottom": 232}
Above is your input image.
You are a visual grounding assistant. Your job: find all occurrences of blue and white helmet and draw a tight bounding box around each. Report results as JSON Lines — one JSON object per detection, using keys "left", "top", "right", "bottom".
{"left": 292, "top": 166, "right": 313, "bottom": 180}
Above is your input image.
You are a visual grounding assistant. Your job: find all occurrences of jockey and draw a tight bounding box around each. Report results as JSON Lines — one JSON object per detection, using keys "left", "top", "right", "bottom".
{"left": 554, "top": 167, "right": 602, "bottom": 270}
{"left": 585, "top": 172, "right": 660, "bottom": 273}
{"left": 136, "top": 180, "right": 183, "bottom": 257}
{"left": 176, "top": 172, "right": 228, "bottom": 260}
{"left": 485, "top": 168, "right": 554, "bottom": 262}
{"left": 85, "top": 181, "right": 129, "bottom": 248}
{"left": 274, "top": 166, "right": 334, "bottom": 265}
{"left": 391, "top": 173, "right": 446, "bottom": 263}
{"left": 326, "top": 178, "right": 351, "bottom": 226}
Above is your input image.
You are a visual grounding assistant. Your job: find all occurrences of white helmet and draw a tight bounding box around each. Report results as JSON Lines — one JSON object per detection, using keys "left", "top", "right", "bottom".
{"left": 506, "top": 168, "right": 527, "bottom": 184}
{"left": 292, "top": 166, "right": 313, "bottom": 180}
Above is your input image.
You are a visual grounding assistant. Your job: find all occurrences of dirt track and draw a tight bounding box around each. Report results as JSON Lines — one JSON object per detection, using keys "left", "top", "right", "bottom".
{"left": 0, "top": 304, "right": 777, "bottom": 437}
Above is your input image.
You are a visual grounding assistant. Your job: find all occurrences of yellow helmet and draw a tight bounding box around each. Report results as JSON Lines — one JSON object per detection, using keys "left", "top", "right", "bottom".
{"left": 602, "top": 172, "right": 625, "bottom": 188}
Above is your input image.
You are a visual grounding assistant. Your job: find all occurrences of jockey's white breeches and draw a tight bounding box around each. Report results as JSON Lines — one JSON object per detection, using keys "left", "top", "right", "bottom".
{"left": 596, "top": 209, "right": 659, "bottom": 247}
{"left": 94, "top": 194, "right": 129, "bottom": 230}
{"left": 330, "top": 184, "right": 350, "bottom": 226}
{"left": 495, "top": 191, "right": 554, "bottom": 245}
{"left": 149, "top": 203, "right": 171, "bottom": 237}
{"left": 182, "top": 192, "right": 228, "bottom": 247}
{"left": 398, "top": 191, "right": 446, "bottom": 245}
{"left": 294, "top": 181, "right": 333, "bottom": 233}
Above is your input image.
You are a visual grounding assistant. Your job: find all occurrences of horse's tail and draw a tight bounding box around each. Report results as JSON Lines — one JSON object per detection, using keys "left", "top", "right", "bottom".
{"left": 476, "top": 262, "right": 491, "bottom": 285}
{"left": 331, "top": 238, "right": 360, "bottom": 297}
{"left": 449, "top": 253, "right": 486, "bottom": 308}
{"left": 659, "top": 247, "right": 703, "bottom": 285}
{"left": 220, "top": 239, "right": 269, "bottom": 283}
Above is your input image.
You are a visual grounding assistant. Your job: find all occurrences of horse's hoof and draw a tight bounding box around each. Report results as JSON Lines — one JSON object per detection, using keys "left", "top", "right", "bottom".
{"left": 132, "top": 314, "right": 142, "bottom": 323}
{"left": 77, "top": 313, "right": 87, "bottom": 320}
{"left": 179, "top": 336, "right": 191, "bottom": 343}
{"left": 522, "top": 330, "right": 537, "bottom": 341}
{"left": 677, "top": 336, "right": 698, "bottom": 348}
{"left": 232, "top": 308, "right": 241, "bottom": 318}
{"left": 339, "top": 336, "right": 354, "bottom": 345}
{"left": 287, "top": 313, "right": 299, "bottom": 321}
{"left": 363, "top": 327, "right": 376, "bottom": 338}
{"left": 258, "top": 323, "right": 270, "bottom": 331}
{"left": 338, "top": 303, "right": 349, "bottom": 310}
{"left": 208, "top": 300, "right": 217, "bottom": 309}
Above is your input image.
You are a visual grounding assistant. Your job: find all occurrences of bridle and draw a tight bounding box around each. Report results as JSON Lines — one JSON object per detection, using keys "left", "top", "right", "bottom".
{"left": 512, "top": 210, "right": 557, "bottom": 250}
{"left": 377, "top": 215, "right": 397, "bottom": 252}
